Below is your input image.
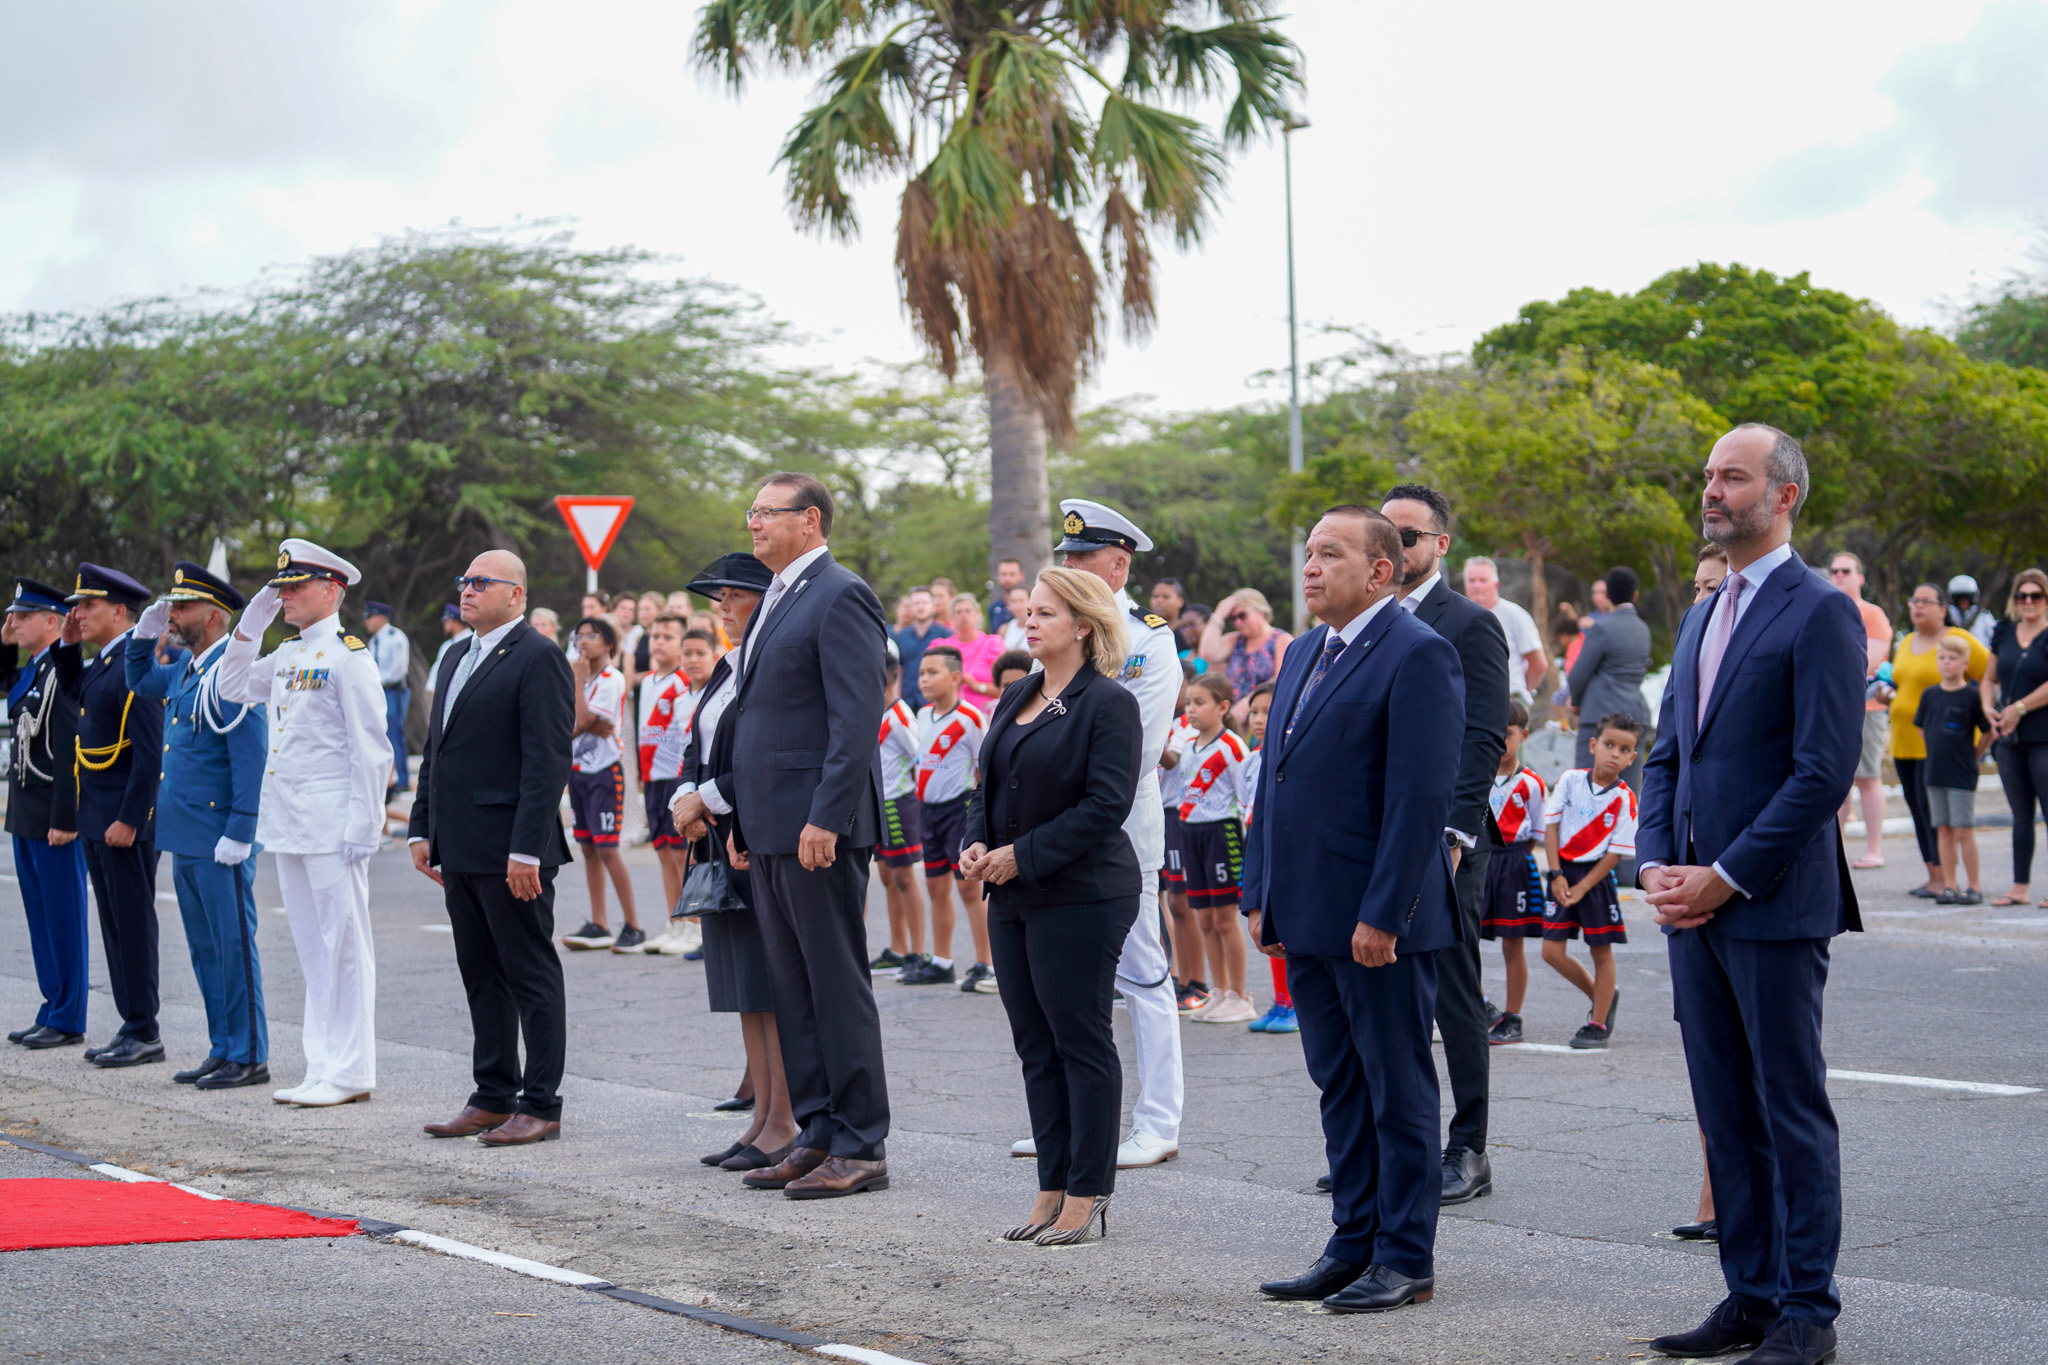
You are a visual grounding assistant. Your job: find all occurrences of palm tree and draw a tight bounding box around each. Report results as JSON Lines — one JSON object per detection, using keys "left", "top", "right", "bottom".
{"left": 694, "top": 0, "right": 1302, "bottom": 577}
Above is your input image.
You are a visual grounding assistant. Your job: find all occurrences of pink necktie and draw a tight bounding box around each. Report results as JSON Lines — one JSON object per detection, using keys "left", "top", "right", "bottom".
{"left": 1697, "top": 572, "right": 1745, "bottom": 726}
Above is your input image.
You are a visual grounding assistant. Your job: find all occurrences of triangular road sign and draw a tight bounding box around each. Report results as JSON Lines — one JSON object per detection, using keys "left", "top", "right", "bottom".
{"left": 555, "top": 495, "right": 635, "bottom": 571}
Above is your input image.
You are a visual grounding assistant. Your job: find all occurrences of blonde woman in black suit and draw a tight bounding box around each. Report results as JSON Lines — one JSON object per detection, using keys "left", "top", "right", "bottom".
{"left": 962, "top": 566, "right": 1143, "bottom": 1246}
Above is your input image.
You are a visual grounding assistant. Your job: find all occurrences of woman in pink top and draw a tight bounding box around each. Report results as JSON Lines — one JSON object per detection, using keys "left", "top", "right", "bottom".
{"left": 951, "top": 594, "right": 1007, "bottom": 700}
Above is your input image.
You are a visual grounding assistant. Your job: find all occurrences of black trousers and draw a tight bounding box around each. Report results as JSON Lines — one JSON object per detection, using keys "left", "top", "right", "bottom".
{"left": 444, "top": 868, "right": 565, "bottom": 1121}
{"left": 1895, "top": 756, "right": 1938, "bottom": 865}
{"left": 83, "top": 837, "right": 159, "bottom": 1043}
{"left": 752, "top": 848, "right": 891, "bottom": 1161}
{"left": 989, "top": 894, "right": 1140, "bottom": 1198}
{"left": 1994, "top": 741, "right": 2048, "bottom": 884}
{"left": 1434, "top": 839, "right": 1491, "bottom": 1152}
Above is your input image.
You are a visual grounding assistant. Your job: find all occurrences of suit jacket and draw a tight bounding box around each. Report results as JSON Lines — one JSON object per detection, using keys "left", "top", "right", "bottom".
{"left": 6, "top": 644, "right": 78, "bottom": 839}
{"left": 727, "top": 549, "right": 887, "bottom": 856}
{"left": 1409, "top": 576, "right": 1508, "bottom": 844}
{"left": 1568, "top": 601, "right": 1654, "bottom": 725}
{"left": 963, "top": 666, "right": 1143, "bottom": 910}
{"left": 125, "top": 634, "right": 266, "bottom": 857}
{"left": 54, "top": 633, "right": 162, "bottom": 842}
{"left": 407, "top": 620, "right": 574, "bottom": 875}
{"left": 1241, "top": 603, "right": 1464, "bottom": 957}
{"left": 1637, "top": 550, "right": 1864, "bottom": 938}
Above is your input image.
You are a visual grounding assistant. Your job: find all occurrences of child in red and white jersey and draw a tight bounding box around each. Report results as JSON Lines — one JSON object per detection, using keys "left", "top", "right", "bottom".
{"left": 563, "top": 615, "right": 644, "bottom": 953}
{"left": 909, "top": 646, "right": 995, "bottom": 992}
{"left": 638, "top": 622, "right": 719, "bottom": 955}
{"left": 871, "top": 653, "right": 928, "bottom": 978}
{"left": 1178, "top": 674, "right": 1255, "bottom": 1025}
{"left": 1540, "top": 712, "right": 1642, "bottom": 1049}
{"left": 1481, "top": 700, "right": 1547, "bottom": 1044}
{"left": 1157, "top": 668, "right": 1208, "bottom": 1012}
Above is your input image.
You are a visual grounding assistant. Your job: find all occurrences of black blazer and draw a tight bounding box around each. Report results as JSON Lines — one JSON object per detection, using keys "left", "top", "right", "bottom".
{"left": 407, "top": 619, "right": 574, "bottom": 875}
{"left": 55, "top": 635, "right": 162, "bottom": 842}
{"left": 964, "top": 666, "right": 1143, "bottom": 910}
{"left": 6, "top": 645, "right": 79, "bottom": 839}
{"left": 1411, "top": 576, "right": 1510, "bottom": 845}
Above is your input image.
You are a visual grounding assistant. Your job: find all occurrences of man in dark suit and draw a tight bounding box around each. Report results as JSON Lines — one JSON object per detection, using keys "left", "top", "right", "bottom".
{"left": 54, "top": 564, "right": 166, "bottom": 1068}
{"left": 714, "top": 472, "right": 891, "bottom": 1199}
{"left": 1382, "top": 484, "right": 1509, "bottom": 1205}
{"left": 1243, "top": 505, "right": 1465, "bottom": 1314}
{"left": 1570, "top": 566, "right": 1656, "bottom": 793}
{"left": 1639, "top": 424, "right": 1863, "bottom": 1365}
{"left": 409, "top": 550, "right": 575, "bottom": 1146}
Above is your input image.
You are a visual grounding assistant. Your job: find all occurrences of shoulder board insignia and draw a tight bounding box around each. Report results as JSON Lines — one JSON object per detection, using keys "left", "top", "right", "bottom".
{"left": 1142, "top": 613, "right": 1169, "bottom": 630}
{"left": 342, "top": 635, "right": 367, "bottom": 651}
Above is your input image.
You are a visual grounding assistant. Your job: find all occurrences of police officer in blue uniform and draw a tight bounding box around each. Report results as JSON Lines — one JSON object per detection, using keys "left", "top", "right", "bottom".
{"left": 5, "top": 578, "right": 90, "bottom": 1049}
{"left": 127, "top": 562, "right": 272, "bottom": 1089}
{"left": 54, "top": 564, "right": 166, "bottom": 1068}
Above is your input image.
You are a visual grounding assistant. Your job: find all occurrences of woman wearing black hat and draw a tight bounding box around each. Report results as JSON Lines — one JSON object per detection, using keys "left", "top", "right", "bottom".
{"left": 666, "top": 554, "right": 801, "bottom": 1171}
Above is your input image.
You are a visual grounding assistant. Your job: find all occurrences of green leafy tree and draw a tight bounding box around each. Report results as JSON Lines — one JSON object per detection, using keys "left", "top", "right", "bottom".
{"left": 693, "top": 0, "right": 1302, "bottom": 581}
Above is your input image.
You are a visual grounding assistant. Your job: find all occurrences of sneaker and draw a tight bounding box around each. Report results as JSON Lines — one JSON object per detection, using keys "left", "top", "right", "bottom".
{"left": 902, "top": 958, "right": 956, "bottom": 986}
{"left": 1569, "top": 1020, "right": 1610, "bottom": 1049}
{"left": 609, "top": 925, "right": 647, "bottom": 953}
{"left": 1599, "top": 988, "right": 1620, "bottom": 1039}
{"left": 1201, "top": 990, "right": 1258, "bottom": 1024}
{"left": 895, "top": 952, "right": 930, "bottom": 984}
{"left": 1483, "top": 996, "right": 1504, "bottom": 1028}
{"left": 1176, "top": 980, "right": 1211, "bottom": 1015}
{"left": 645, "top": 924, "right": 689, "bottom": 955}
{"left": 1249, "top": 1003, "right": 1298, "bottom": 1033}
{"left": 869, "top": 948, "right": 908, "bottom": 975}
{"left": 678, "top": 918, "right": 703, "bottom": 954}
{"left": 1487, "top": 1012, "right": 1523, "bottom": 1045}
{"left": 960, "top": 962, "right": 998, "bottom": 994}
{"left": 561, "top": 922, "right": 614, "bottom": 950}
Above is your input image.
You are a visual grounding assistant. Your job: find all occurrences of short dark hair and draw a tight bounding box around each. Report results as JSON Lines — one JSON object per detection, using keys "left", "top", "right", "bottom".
{"left": 1381, "top": 483, "right": 1451, "bottom": 533}
{"left": 1697, "top": 543, "right": 1728, "bottom": 565}
{"left": 1153, "top": 577, "right": 1185, "bottom": 598}
{"left": 884, "top": 655, "right": 902, "bottom": 683}
{"left": 1248, "top": 680, "right": 1277, "bottom": 706}
{"left": 681, "top": 628, "right": 717, "bottom": 649}
{"left": 650, "top": 612, "right": 689, "bottom": 634}
{"left": 1506, "top": 698, "right": 1530, "bottom": 732}
{"left": 573, "top": 615, "right": 618, "bottom": 649}
{"left": 922, "top": 644, "right": 963, "bottom": 671}
{"left": 1595, "top": 711, "right": 1644, "bottom": 742}
{"left": 1184, "top": 603, "right": 1211, "bottom": 622}
{"left": 1604, "top": 566, "right": 1639, "bottom": 606}
{"left": 997, "top": 557, "right": 1023, "bottom": 570}
{"left": 760, "top": 471, "right": 835, "bottom": 538}
{"left": 992, "top": 649, "right": 1033, "bottom": 683}
{"left": 1320, "top": 504, "right": 1403, "bottom": 565}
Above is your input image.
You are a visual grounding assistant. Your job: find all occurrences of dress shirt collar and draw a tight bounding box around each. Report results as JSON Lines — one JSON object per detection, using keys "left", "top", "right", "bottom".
{"left": 1726, "top": 540, "right": 1792, "bottom": 590}
{"left": 1330, "top": 591, "right": 1396, "bottom": 647}
{"left": 772, "top": 543, "right": 830, "bottom": 592}
{"left": 1398, "top": 570, "right": 1440, "bottom": 610}
{"left": 300, "top": 612, "right": 342, "bottom": 641}
{"left": 193, "top": 634, "right": 230, "bottom": 669}
{"left": 469, "top": 617, "right": 521, "bottom": 658}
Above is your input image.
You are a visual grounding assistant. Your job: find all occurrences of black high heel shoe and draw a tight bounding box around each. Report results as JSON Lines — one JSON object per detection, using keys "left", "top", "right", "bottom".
{"left": 1035, "top": 1194, "right": 1111, "bottom": 1246}
{"left": 700, "top": 1141, "right": 746, "bottom": 1166}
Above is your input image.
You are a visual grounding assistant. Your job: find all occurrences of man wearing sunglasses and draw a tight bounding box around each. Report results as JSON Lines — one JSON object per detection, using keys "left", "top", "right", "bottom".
{"left": 215, "top": 538, "right": 394, "bottom": 1108}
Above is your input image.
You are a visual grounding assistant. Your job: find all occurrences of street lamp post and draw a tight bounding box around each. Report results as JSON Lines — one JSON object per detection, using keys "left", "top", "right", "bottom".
{"left": 1283, "top": 113, "right": 1309, "bottom": 634}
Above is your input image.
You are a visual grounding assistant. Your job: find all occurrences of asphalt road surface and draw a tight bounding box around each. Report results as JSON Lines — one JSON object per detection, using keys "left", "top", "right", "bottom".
{"left": 3, "top": 827, "right": 2045, "bottom": 1363}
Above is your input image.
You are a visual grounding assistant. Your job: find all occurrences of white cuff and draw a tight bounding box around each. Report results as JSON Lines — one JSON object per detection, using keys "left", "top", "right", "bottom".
{"left": 509, "top": 853, "right": 540, "bottom": 866}
{"left": 1712, "top": 861, "right": 1746, "bottom": 897}
{"left": 407, "top": 836, "right": 427, "bottom": 845}
{"left": 1445, "top": 827, "right": 1476, "bottom": 849}
{"left": 699, "top": 780, "right": 732, "bottom": 817}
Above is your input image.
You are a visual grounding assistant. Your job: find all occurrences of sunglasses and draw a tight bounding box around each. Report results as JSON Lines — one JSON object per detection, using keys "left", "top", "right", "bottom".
{"left": 1396, "top": 526, "right": 1439, "bottom": 548}
{"left": 456, "top": 575, "right": 520, "bottom": 592}
{"left": 1828, "top": 567, "right": 1857, "bottom": 576}
{"left": 2016, "top": 590, "right": 2047, "bottom": 603}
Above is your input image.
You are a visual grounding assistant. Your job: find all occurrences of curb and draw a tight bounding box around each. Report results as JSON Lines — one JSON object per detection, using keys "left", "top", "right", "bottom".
{"left": 0, "top": 1134, "right": 923, "bottom": 1363}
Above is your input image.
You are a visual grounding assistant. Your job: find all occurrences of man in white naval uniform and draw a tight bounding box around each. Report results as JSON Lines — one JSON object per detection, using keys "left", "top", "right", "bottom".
{"left": 215, "top": 539, "right": 393, "bottom": 1107}
{"left": 1012, "top": 498, "right": 1185, "bottom": 1168}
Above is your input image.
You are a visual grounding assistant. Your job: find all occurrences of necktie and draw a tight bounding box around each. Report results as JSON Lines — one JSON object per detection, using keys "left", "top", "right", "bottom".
{"left": 1696, "top": 571, "right": 1746, "bottom": 726}
{"left": 745, "top": 575, "right": 789, "bottom": 675}
{"left": 442, "top": 638, "right": 483, "bottom": 725}
{"left": 1284, "top": 632, "right": 1349, "bottom": 745}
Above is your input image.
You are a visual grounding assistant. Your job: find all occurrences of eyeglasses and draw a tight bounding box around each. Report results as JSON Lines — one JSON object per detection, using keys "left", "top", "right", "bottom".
{"left": 1909, "top": 597, "right": 1941, "bottom": 607}
{"left": 1828, "top": 567, "right": 1857, "bottom": 576}
{"left": 1396, "top": 527, "right": 1439, "bottom": 548}
{"left": 744, "top": 505, "right": 804, "bottom": 525}
{"left": 2016, "top": 591, "right": 2047, "bottom": 603}
{"left": 456, "top": 575, "right": 520, "bottom": 592}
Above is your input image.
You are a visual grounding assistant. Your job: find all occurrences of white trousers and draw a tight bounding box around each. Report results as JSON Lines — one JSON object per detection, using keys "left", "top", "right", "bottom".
{"left": 1115, "top": 878, "right": 1184, "bottom": 1141}
{"left": 273, "top": 852, "right": 377, "bottom": 1090}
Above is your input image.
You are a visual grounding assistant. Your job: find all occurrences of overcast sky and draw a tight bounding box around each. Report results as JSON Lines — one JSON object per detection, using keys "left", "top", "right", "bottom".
{"left": 3, "top": 0, "right": 2042, "bottom": 413}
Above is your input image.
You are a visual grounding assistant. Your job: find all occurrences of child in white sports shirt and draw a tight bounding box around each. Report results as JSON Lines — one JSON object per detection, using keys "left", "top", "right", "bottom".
{"left": 1481, "top": 699, "right": 1547, "bottom": 1043}
{"left": 871, "top": 654, "right": 928, "bottom": 977}
{"left": 1178, "top": 673, "right": 1255, "bottom": 1025}
{"left": 1540, "top": 712, "right": 1641, "bottom": 1049}
{"left": 909, "top": 645, "right": 996, "bottom": 992}
{"left": 1158, "top": 667, "right": 1208, "bottom": 1012}
{"left": 562, "top": 615, "right": 645, "bottom": 952}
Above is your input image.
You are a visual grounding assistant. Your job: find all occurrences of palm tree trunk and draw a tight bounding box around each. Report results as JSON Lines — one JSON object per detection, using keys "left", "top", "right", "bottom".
{"left": 1521, "top": 532, "right": 1551, "bottom": 638}
{"left": 984, "top": 336, "right": 1051, "bottom": 582}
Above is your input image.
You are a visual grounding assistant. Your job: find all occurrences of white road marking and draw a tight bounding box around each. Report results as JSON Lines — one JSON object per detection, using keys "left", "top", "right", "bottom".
{"left": 388, "top": 1229, "right": 613, "bottom": 1288}
{"left": 1989, "top": 916, "right": 2048, "bottom": 928}
{"left": 1825, "top": 1069, "right": 2040, "bottom": 1097}
{"left": 817, "top": 1347, "right": 932, "bottom": 1365}
{"left": 420, "top": 924, "right": 453, "bottom": 933}
{"left": 89, "top": 1163, "right": 161, "bottom": 1182}
{"left": 1496, "top": 1043, "right": 1595, "bottom": 1055}
{"left": 0, "top": 872, "right": 17, "bottom": 882}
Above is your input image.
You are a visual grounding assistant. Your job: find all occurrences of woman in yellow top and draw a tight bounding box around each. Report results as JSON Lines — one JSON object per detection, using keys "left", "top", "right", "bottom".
{"left": 1885, "top": 583, "right": 1990, "bottom": 897}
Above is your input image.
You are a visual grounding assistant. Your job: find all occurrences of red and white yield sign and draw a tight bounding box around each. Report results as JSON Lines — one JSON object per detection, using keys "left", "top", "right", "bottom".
{"left": 554, "top": 495, "right": 635, "bottom": 591}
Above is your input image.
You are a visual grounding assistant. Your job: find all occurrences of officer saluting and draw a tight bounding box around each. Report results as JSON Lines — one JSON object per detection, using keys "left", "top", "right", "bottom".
{"left": 127, "top": 563, "right": 272, "bottom": 1090}
{"left": 1010, "top": 499, "right": 1187, "bottom": 1167}
{"left": 5, "top": 578, "right": 90, "bottom": 1049}
{"left": 53, "top": 564, "right": 166, "bottom": 1067}
{"left": 214, "top": 539, "right": 393, "bottom": 1107}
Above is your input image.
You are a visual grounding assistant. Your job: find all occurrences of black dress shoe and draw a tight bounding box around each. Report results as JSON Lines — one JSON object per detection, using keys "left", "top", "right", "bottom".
{"left": 1671, "top": 1218, "right": 1719, "bottom": 1241}
{"left": 1650, "top": 1296, "right": 1774, "bottom": 1358}
{"left": 700, "top": 1141, "right": 747, "bottom": 1166}
{"left": 175, "top": 1055, "right": 227, "bottom": 1084}
{"left": 194, "top": 1061, "right": 270, "bottom": 1090}
{"left": 1259, "top": 1254, "right": 1366, "bottom": 1300}
{"left": 8, "top": 1024, "right": 37, "bottom": 1044}
{"left": 722, "top": 1142, "right": 795, "bottom": 1172}
{"left": 1440, "top": 1146, "right": 1492, "bottom": 1204}
{"left": 88, "top": 1038, "right": 166, "bottom": 1068}
{"left": 713, "top": 1095, "right": 755, "bottom": 1113}
{"left": 1322, "top": 1263, "right": 1435, "bottom": 1313}
{"left": 1315, "top": 1172, "right": 1332, "bottom": 1193}
{"left": 19, "top": 1026, "right": 85, "bottom": 1050}
{"left": 1735, "top": 1318, "right": 1837, "bottom": 1365}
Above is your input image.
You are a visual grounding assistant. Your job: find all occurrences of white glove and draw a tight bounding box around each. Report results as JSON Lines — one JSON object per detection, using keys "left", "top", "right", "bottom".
{"left": 236, "top": 584, "right": 282, "bottom": 641}
{"left": 340, "top": 841, "right": 377, "bottom": 866}
{"left": 213, "top": 836, "right": 253, "bottom": 865}
{"left": 134, "top": 598, "right": 173, "bottom": 640}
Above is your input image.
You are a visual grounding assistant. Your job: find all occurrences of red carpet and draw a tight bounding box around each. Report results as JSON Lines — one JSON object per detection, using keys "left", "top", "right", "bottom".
{"left": 0, "top": 1179, "right": 359, "bottom": 1251}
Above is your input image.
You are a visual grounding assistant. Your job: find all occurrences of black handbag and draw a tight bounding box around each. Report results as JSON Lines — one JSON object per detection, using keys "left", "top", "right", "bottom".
{"left": 675, "top": 858, "right": 747, "bottom": 916}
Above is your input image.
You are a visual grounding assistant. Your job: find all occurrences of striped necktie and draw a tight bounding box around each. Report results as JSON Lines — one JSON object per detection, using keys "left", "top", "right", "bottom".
{"left": 1284, "top": 633, "right": 1349, "bottom": 745}
{"left": 442, "top": 639, "right": 483, "bottom": 725}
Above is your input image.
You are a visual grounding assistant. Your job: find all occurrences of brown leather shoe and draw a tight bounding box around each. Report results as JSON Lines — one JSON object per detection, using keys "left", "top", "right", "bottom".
{"left": 476, "top": 1113, "right": 560, "bottom": 1146}
{"left": 784, "top": 1156, "right": 889, "bottom": 1199}
{"left": 423, "top": 1106, "right": 512, "bottom": 1138}
{"left": 740, "top": 1145, "right": 829, "bottom": 1189}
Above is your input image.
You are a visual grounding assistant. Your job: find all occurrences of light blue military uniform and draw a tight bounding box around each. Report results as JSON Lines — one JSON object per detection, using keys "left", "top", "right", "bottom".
{"left": 125, "top": 564, "right": 270, "bottom": 1067}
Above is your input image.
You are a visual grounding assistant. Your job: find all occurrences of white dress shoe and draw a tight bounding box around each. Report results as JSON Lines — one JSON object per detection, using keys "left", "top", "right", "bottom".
{"left": 272, "top": 1080, "right": 314, "bottom": 1104}
{"left": 1116, "top": 1130, "right": 1181, "bottom": 1168}
{"left": 288, "top": 1081, "right": 372, "bottom": 1107}
{"left": 1010, "top": 1137, "right": 1037, "bottom": 1157}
